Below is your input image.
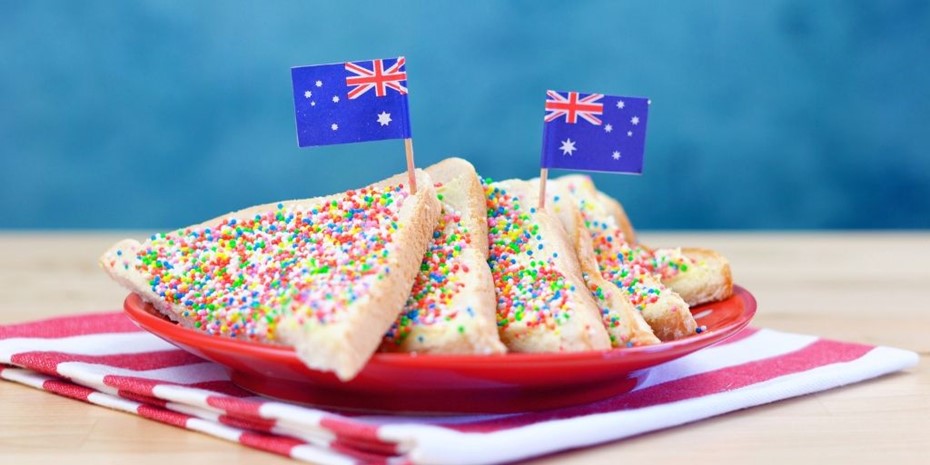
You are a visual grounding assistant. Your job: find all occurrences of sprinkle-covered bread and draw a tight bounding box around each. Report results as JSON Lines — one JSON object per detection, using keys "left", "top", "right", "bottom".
{"left": 541, "top": 181, "right": 660, "bottom": 347}
{"left": 100, "top": 169, "right": 441, "bottom": 380}
{"left": 548, "top": 176, "right": 697, "bottom": 341}
{"left": 565, "top": 175, "right": 734, "bottom": 307}
{"left": 380, "top": 158, "right": 505, "bottom": 354}
{"left": 485, "top": 179, "right": 611, "bottom": 352}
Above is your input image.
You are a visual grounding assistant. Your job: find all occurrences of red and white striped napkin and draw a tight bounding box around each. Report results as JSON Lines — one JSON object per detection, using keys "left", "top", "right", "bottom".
{"left": 0, "top": 312, "right": 917, "bottom": 465}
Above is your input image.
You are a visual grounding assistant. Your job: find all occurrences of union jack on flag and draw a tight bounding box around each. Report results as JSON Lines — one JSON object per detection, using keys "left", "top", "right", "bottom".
{"left": 345, "top": 57, "right": 408, "bottom": 100}
{"left": 544, "top": 91, "right": 605, "bottom": 125}
{"left": 291, "top": 56, "right": 411, "bottom": 147}
{"left": 541, "top": 89, "right": 650, "bottom": 174}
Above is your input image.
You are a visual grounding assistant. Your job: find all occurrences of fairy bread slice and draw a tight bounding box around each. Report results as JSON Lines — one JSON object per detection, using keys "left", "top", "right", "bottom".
{"left": 100, "top": 169, "right": 441, "bottom": 380}
{"left": 380, "top": 158, "right": 505, "bottom": 354}
{"left": 485, "top": 179, "right": 611, "bottom": 352}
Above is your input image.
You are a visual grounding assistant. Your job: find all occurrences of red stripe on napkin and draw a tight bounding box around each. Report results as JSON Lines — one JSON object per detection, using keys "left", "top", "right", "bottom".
{"left": 138, "top": 403, "right": 191, "bottom": 428}
{"left": 43, "top": 378, "right": 94, "bottom": 402}
{"left": 239, "top": 432, "right": 302, "bottom": 456}
{"left": 0, "top": 312, "right": 140, "bottom": 339}
{"left": 119, "top": 389, "right": 170, "bottom": 408}
{"left": 11, "top": 350, "right": 205, "bottom": 376}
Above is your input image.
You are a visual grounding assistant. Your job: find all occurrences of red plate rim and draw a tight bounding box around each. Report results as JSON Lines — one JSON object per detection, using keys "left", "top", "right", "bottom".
{"left": 123, "top": 285, "right": 756, "bottom": 368}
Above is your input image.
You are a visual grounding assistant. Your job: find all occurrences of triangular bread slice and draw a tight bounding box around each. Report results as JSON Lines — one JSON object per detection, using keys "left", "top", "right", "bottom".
{"left": 100, "top": 169, "right": 441, "bottom": 380}
{"left": 543, "top": 176, "right": 697, "bottom": 341}
{"left": 571, "top": 176, "right": 734, "bottom": 306}
{"left": 540, "top": 181, "right": 660, "bottom": 347}
{"left": 640, "top": 246, "right": 733, "bottom": 306}
{"left": 380, "top": 158, "right": 505, "bottom": 354}
{"left": 485, "top": 179, "right": 611, "bottom": 352}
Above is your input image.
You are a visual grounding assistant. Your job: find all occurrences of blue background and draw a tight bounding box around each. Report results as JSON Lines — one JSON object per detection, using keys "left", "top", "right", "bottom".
{"left": 1, "top": 0, "right": 928, "bottom": 230}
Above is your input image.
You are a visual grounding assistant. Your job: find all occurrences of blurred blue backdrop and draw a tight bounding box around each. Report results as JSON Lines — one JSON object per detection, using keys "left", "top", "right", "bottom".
{"left": 1, "top": 0, "right": 928, "bottom": 230}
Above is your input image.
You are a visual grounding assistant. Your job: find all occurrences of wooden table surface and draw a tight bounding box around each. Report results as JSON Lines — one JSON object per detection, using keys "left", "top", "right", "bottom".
{"left": 0, "top": 232, "right": 927, "bottom": 464}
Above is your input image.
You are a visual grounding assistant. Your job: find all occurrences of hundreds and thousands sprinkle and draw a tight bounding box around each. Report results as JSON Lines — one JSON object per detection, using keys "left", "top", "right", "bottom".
{"left": 638, "top": 246, "right": 691, "bottom": 280}
{"left": 584, "top": 277, "right": 625, "bottom": 342}
{"left": 128, "top": 184, "right": 410, "bottom": 342}
{"left": 383, "top": 198, "right": 471, "bottom": 347}
{"left": 485, "top": 181, "right": 574, "bottom": 331}
{"left": 574, "top": 197, "right": 670, "bottom": 312}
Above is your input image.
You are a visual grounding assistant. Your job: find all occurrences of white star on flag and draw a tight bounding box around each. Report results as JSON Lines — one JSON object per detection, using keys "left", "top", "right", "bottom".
{"left": 315, "top": 80, "right": 323, "bottom": 87}
{"left": 612, "top": 151, "right": 621, "bottom": 160}
{"left": 311, "top": 101, "right": 316, "bottom": 106}
{"left": 331, "top": 123, "right": 338, "bottom": 131}
{"left": 304, "top": 90, "right": 312, "bottom": 98}
{"left": 332, "top": 96, "right": 340, "bottom": 103}
{"left": 604, "top": 124, "right": 613, "bottom": 133}
{"left": 631, "top": 116, "right": 640, "bottom": 125}
{"left": 377, "top": 111, "right": 392, "bottom": 126}
{"left": 560, "top": 138, "right": 577, "bottom": 156}
{"left": 616, "top": 100, "right": 625, "bottom": 109}
{"left": 627, "top": 130, "right": 633, "bottom": 136}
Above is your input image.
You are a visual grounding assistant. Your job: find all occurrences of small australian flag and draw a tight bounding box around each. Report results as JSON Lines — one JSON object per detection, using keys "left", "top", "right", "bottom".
{"left": 291, "top": 56, "right": 411, "bottom": 147}
{"left": 540, "top": 90, "right": 649, "bottom": 174}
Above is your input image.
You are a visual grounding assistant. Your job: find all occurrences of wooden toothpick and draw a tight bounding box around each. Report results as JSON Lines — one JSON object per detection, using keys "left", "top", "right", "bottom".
{"left": 404, "top": 138, "right": 417, "bottom": 194}
{"left": 538, "top": 167, "right": 549, "bottom": 210}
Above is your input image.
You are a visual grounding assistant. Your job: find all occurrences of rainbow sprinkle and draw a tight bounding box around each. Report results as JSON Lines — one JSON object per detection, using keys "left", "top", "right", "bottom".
{"left": 588, "top": 220, "right": 664, "bottom": 311}
{"left": 383, "top": 195, "right": 472, "bottom": 347}
{"left": 585, "top": 275, "right": 625, "bottom": 345}
{"left": 485, "top": 181, "right": 575, "bottom": 333}
{"left": 640, "top": 247, "right": 691, "bottom": 280}
{"left": 127, "top": 184, "right": 410, "bottom": 342}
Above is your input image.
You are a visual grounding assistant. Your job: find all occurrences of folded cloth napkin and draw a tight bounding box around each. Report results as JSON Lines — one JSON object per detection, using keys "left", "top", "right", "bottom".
{"left": 0, "top": 312, "right": 917, "bottom": 465}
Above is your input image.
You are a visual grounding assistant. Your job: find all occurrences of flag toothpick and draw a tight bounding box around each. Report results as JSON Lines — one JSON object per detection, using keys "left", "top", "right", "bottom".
{"left": 538, "top": 90, "right": 650, "bottom": 210}
{"left": 291, "top": 56, "right": 416, "bottom": 193}
{"left": 405, "top": 137, "right": 417, "bottom": 194}
{"left": 538, "top": 167, "right": 549, "bottom": 210}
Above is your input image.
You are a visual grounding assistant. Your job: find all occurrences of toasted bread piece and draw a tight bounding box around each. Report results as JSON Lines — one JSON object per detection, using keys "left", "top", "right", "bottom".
{"left": 542, "top": 182, "right": 659, "bottom": 347}
{"left": 579, "top": 178, "right": 734, "bottom": 306}
{"left": 100, "top": 170, "right": 441, "bottom": 381}
{"left": 660, "top": 247, "right": 733, "bottom": 306}
{"left": 380, "top": 158, "right": 505, "bottom": 354}
{"left": 546, "top": 176, "right": 697, "bottom": 341}
{"left": 485, "top": 179, "right": 611, "bottom": 352}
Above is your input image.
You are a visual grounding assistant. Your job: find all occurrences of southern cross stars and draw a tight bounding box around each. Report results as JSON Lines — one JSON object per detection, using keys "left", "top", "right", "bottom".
{"left": 612, "top": 151, "right": 621, "bottom": 160}
{"left": 560, "top": 138, "right": 577, "bottom": 156}
{"left": 377, "top": 111, "right": 392, "bottom": 126}
{"left": 631, "top": 116, "right": 640, "bottom": 125}
{"left": 304, "top": 90, "right": 312, "bottom": 98}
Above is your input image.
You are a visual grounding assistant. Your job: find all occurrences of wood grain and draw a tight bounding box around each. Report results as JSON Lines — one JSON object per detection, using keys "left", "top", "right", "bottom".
{"left": 1, "top": 232, "right": 927, "bottom": 464}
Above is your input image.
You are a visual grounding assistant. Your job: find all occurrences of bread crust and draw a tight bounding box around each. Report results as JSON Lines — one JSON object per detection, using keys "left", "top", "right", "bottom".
{"left": 379, "top": 158, "right": 505, "bottom": 354}
{"left": 101, "top": 170, "right": 441, "bottom": 381}
{"left": 670, "top": 247, "right": 734, "bottom": 306}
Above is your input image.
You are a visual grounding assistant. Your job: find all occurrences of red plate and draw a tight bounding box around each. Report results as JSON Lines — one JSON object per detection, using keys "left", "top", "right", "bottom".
{"left": 123, "top": 286, "right": 756, "bottom": 414}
